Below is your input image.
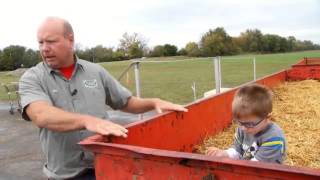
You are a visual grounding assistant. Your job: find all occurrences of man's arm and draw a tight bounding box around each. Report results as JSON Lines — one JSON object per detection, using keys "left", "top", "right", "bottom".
{"left": 99, "top": 67, "right": 187, "bottom": 114}
{"left": 26, "top": 101, "right": 128, "bottom": 137}
{"left": 121, "top": 96, "right": 188, "bottom": 114}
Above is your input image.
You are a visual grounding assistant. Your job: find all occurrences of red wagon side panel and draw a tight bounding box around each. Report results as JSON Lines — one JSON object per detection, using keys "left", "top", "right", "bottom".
{"left": 80, "top": 58, "right": 320, "bottom": 179}
{"left": 287, "top": 57, "right": 320, "bottom": 80}
{"left": 81, "top": 142, "right": 320, "bottom": 180}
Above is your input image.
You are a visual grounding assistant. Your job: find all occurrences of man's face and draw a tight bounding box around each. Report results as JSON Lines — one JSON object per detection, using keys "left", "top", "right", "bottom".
{"left": 235, "top": 114, "right": 270, "bottom": 135}
{"left": 37, "top": 22, "right": 73, "bottom": 69}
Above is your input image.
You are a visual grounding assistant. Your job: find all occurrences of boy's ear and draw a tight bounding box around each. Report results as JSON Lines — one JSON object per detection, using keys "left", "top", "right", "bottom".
{"left": 266, "top": 113, "right": 272, "bottom": 119}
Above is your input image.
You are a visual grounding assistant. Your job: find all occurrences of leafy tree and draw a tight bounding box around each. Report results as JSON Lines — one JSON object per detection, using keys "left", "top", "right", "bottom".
{"left": 76, "top": 48, "right": 92, "bottom": 61}
{"left": 185, "top": 42, "right": 201, "bottom": 57}
{"left": 119, "top": 32, "right": 147, "bottom": 59}
{"left": 0, "top": 50, "right": 3, "bottom": 70}
{"left": 150, "top": 45, "right": 165, "bottom": 57}
{"left": 261, "top": 34, "right": 282, "bottom": 52}
{"left": 112, "top": 48, "right": 127, "bottom": 61}
{"left": 91, "top": 45, "right": 114, "bottom": 62}
{"left": 177, "top": 48, "right": 187, "bottom": 56}
{"left": 22, "top": 49, "right": 41, "bottom": 67}
{"left": 239, "top": 29, "right": 263, "bottom": 52}
{"left": 163, "top": 44, "right": 178, "bottom": 56}
{"left": 279, "top": 37, "right": 288, "bottom": 52}
{"left": 1, "top": 45, "right": 26, "bottom": 70}
{"left": 200, "top": 27, "right": 237, "bottom": 56}
{"left": 127, "top": 42, "right": 143, "bottom": 58}
{"left": 1, "top": 28, "right": 320, "bottom": 70}
{"left": 287, "top": 36, "right": 296, "bottom": 51}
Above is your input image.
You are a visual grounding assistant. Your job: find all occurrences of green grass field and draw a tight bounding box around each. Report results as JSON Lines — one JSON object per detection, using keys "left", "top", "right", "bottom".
{"left": 0, "top": 72, "right": 20, "bottom": 100}
{"left": 1, "top": 50, "right": 320, "bottom": 104}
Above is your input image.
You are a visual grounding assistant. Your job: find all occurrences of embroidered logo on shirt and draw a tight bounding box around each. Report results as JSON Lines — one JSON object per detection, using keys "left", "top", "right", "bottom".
{"left": 83, "top": 79, "right": 98, "bottom": 88}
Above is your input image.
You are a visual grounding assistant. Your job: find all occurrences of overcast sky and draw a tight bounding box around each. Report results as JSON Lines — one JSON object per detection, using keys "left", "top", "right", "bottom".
{"left": 0, "top": 0, "right": 319, "bottom": 50}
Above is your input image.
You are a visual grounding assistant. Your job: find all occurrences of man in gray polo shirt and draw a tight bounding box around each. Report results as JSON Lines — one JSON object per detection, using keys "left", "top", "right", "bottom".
{"left": 19, "top": 17, "right": 187, "bottom": 180}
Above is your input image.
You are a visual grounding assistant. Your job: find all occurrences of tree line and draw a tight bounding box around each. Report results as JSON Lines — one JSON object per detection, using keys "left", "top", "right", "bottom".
{"left": 1, "top": 28, "right": 319, "bottom": 71}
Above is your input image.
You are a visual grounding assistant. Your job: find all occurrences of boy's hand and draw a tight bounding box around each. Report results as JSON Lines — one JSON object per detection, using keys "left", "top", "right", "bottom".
{"left": 206, "top": 147, "right": 229, "bottom": 157}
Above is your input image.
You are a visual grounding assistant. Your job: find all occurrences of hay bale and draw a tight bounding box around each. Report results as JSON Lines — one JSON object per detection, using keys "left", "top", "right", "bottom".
{"left": 196, "top": 123, "right": 236, "bottom": 154}
{"left": 197, "top": 80, "right": 320, "bottom": 169}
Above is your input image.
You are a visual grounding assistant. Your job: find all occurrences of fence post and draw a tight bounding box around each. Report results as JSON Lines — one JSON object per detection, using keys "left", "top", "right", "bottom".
{"left": 213, "top": 57, "right": 221, "bottom": 94}
{"left": 134, "top": 61, "right": 143, "bottom": 119}
{"left": 134, "top": 61, "right": 141, "bottom": 98}
{"left": 253, "top": 56, "right": 256, "bottom": 81}
{"left": 191, "top": 81, "right": 197, "bottom": 101}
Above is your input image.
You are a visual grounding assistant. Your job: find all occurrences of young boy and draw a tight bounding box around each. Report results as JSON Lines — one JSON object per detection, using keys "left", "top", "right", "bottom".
{"left": 206, "top": 84, "right": 286, "bottom": 164}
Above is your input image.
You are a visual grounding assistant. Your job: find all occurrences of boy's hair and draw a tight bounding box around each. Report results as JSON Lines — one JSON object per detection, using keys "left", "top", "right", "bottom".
{"left": 232, "top": 84, "right": 273, "bottom": 119}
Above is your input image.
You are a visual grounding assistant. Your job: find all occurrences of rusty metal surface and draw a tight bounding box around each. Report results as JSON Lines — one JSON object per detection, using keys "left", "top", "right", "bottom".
{"left": 287, "top": 58, "right": 320, "bottom": 80}
{"left": 80, "top": 142, "right": 320, "bottom": 180}
{"left": 80, "top": 58, "right": 320, "bottom": 179}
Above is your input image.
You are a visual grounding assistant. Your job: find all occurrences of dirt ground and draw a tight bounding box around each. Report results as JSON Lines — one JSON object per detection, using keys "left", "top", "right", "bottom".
{"left": 0, "top": 102, "right": 45, "bottom": 180}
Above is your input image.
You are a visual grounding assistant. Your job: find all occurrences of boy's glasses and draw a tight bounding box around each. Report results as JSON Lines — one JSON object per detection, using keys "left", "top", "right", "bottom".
{"left": 234, "top": 117, "right": 265, "bottom": 128}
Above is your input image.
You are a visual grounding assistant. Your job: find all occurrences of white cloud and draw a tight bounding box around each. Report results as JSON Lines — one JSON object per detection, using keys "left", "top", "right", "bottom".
{"left": 0, "top": 0, "right": 319, "bottom": 49}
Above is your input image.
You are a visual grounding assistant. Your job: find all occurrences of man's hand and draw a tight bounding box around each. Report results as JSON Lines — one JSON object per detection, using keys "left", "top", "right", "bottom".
{"left": 82, "top": 116, "right": 128, "bottom": 138}
{"left": 26, "top": 101, "right": 128, "bottom": 138}
{"left": 153, "top": 98, "right": 188, "bottom": 114}
{"left": 206, "top": 147, "right": 229, "bottom": 157}
{"left": 122, "top": 96, "right": 188, "bottom": 114}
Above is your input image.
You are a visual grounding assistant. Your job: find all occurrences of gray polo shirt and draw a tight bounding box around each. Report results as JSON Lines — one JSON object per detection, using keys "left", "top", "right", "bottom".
{"left": 19, "top": 57, "right": 132, "bottom": 179}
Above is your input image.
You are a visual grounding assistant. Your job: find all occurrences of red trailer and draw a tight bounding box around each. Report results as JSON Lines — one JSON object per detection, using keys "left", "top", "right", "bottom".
{"left": 80, "top": 58, "right": 320, "bottom": 180}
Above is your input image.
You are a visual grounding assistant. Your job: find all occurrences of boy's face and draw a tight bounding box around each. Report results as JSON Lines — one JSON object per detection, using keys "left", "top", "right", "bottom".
{"left": 235, "top": 114, "right": 270, "bottom": 135}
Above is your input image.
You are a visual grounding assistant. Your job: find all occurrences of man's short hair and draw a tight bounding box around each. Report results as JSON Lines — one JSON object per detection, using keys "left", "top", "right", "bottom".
{"left": 232, "top": 84, "right": 273, "bottom": 119}
{"left": 43, "top": 17, "right": 74, "bottom": 37}
{"left": 63, "top": 20, "right": 74, "bottom": 37}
